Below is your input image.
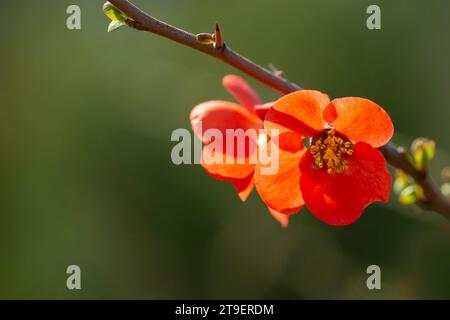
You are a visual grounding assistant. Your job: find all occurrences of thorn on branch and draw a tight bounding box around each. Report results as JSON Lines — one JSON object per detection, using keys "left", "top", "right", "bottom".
{"left": 214, "top": 22, "right": 224, "bottom": 50}
{"left": 269, "top": 64, "right": 287, "bottom": 80}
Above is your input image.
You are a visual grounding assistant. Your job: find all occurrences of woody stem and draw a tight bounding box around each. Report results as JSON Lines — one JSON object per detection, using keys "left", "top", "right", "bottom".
{"left": 106, "top": 0, "right": 450, "bottom": 220}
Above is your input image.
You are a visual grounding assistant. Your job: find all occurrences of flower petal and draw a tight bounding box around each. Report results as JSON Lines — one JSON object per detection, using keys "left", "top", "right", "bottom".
{"left": 268, "top": 208, "right": 291, "bottom": 228}
{"left": 223, "top": 75, "right": 261, "bottom": 113}
{"left": 190, "top": 100, "right": 262, "bottom": 143}
{"left": 299, "top": 142, "right": 391, "bottom": 226}
{"left": 323, "top": 97, "right": 394, "bottom": 148}
{"left": 278, "top": 132, "right": 304, "bottom": 153}
{"left": 265, "top": 90, "right": 330, "bottom": 138}
{"left": 254, "top": 102, "right": 274, "bottom": 121}
{"left": 202, "top": 143, "right": 256, "bottom": 179}
{"left": 255, "top": 143, "right": 306, "bottom": 214}
{"left": 209, "top": 172, "right": 255, "bottom": 202}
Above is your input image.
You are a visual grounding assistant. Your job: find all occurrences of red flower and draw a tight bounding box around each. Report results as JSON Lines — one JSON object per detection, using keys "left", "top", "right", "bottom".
{"left": 190, "top": 75, "right": 292, "bottom": 227}
{"left": 255, "top": 90, "right": 394, "bottom": 226}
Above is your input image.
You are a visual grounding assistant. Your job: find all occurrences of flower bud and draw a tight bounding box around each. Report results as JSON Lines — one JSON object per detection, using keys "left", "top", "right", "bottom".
{"left": 410, "top": 138, "right": 435, "bottom": 171}
{"left": 196, "top": 33, "right": 215, "bottom": 45}
{"left": 399, "top": 185, "right": 424, "bottom": 205}
{"left": 393, "top": 170, "right": 412, "bottom": 194}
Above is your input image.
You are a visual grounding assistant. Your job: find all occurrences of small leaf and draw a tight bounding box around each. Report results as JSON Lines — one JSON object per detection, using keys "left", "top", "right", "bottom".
{"left": 103, "top": 1, "right": 130, "bottom": 23}
{"left": 108, "top": 21, "right": 125, "bottom": 32}
{"left": 415, "top": 147, "right": 426, "bottom": 171}
{"left": 399, "top": 185, "right": 424, "bottom": 205}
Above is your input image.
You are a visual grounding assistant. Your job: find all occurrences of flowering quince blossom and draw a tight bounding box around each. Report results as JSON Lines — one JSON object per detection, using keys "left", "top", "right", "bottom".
{"left": 255, "top": 90, "right": 394, "bottom": 226}
{"left": 190, "top": 75, "right": 293, "bottom": 227}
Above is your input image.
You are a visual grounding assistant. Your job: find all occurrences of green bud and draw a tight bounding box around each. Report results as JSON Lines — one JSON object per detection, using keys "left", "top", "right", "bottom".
{"left": 103, "top": 2, "right": 130, "bottom": 24}
{"left": 399, "top": 185, "right": 424, "bottom": 205}
{"left": 393, "top": 170, "right": 412, "bottom": 194}
{"left": 410, "top": 138, "right": 435, "bottom": 171}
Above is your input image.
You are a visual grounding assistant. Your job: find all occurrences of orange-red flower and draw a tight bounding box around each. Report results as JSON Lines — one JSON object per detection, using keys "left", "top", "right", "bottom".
{"left": 190, "top": 75, "right": 291, "bottom": 227}
{"left": 255, "top": 90, "right": 394, "bottom": 226}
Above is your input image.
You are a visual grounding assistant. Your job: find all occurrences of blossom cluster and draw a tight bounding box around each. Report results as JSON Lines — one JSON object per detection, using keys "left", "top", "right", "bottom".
{"left": 190, "top": 75, "right": 394, "bottom": 227}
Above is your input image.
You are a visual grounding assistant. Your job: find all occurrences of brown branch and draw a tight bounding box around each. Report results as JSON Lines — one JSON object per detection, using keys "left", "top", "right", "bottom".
{"left": 106, "top": 0, "right": 450, "bottom": 220}
{"left": 113, "top": 0, "right": 300, "bottom": 94}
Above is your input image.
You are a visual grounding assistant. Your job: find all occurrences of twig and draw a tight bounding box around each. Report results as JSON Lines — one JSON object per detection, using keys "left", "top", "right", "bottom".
{"left": 106, "top": 0, "right": 450, "bottom": 220}
{"left": 112, "top": 0, "right": 300, "bottom": 94}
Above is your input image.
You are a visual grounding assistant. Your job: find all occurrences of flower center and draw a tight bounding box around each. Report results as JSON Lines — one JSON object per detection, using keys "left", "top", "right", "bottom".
{"left": 310, "top": 129, "right": 354, "bottom": 175}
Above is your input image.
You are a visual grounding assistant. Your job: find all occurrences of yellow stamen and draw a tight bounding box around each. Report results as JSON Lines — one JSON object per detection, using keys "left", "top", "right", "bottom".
{"left": 310, "top": 129, "right": 354, "bottom": 175}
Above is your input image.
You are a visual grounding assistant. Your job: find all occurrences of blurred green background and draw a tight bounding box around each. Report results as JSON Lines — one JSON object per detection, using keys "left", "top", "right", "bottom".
{"left": 0, "top": 0, "right": 449, "bottom": 299}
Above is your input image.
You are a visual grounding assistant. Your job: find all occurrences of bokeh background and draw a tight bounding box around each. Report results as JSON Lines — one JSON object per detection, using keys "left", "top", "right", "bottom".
{"left": 0, "top": 0, "right": 449, "bottom": 299}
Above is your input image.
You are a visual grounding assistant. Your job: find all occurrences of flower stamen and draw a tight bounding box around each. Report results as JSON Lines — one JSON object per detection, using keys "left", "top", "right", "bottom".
{"left": 310, "top": 129, "right": 354, "bottom": 175}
